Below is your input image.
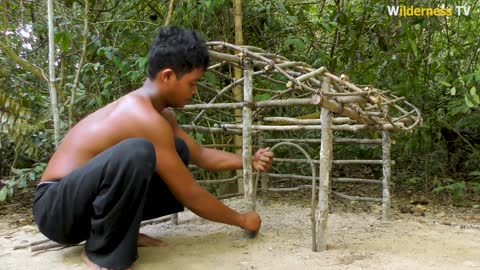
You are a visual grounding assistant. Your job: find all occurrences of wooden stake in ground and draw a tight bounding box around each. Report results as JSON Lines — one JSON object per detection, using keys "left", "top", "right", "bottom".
{"left": 242, "top": 58, "right": 255, "bottom": 212}
{"left": 316, "top": 77, "right": 333, "bottom": 252}
{"left": 382, "top": 105, "right": 392, "bottom": 220}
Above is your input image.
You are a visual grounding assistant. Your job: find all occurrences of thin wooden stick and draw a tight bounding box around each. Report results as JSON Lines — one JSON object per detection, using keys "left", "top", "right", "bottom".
{"left": 197, "top": 175, "right": 242, "bottom": 184}
{"left": 217, "top": 123, "right": 404, "bottom": 132}
{"left": 242, "top": 59, "right": 255, "bottom": 211}
{"left": 264, "top": 138, "right": 382, "bottom": 144}
{"left": 13, "top": 238, "right": 50, "bottom": 250}
{"left": 332, "top": 191, "right": 382, "bottom": 202}
{"left": 273, "top": 158, "right": 388, "bottom": 165}
{"left": 31, "top": 242, "right": 80, "bottom": 252}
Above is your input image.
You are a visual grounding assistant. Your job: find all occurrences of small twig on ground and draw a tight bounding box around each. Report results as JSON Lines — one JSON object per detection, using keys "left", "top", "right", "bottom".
{"left": 13, "top": 238, "right": 50, "bottom": 250}
{"left": 31, "top": 242, "right": 82, "bottom": 252}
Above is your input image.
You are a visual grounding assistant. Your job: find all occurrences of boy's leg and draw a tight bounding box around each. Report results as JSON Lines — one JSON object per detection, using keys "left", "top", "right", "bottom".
{"left": 33, "top": 138, "right": 156, "bottom": 269}
{"left": 142, "top": 137, "right": 190, "bottom": 220}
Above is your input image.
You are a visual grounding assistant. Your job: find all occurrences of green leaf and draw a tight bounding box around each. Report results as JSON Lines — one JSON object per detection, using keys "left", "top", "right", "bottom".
{"left": 204, "top": 0, "right": 211, "bottom": 8}
{"left": 285, "top": 38, "right": 305, "bottom": 50}
{"left": 465, "top": 95, "right": 475, "bottom": 107}
{"left": 11, "top": 167, "right": 22, "bottom": 175}
{"left": 0, "top": 186, "right": 7, "bottom": 201}
{"left": 440, "top": 81, "right": 451, "bottom": 87}
{"left": 470, "top": 87, "right": 479, "bottom": 104}
{"left": 471, "top": 86, "right": 477, "bottom": 96}
{"left": 54, "top": 31, "right": 71, "bottom": 51}
{"left": 404, "top": 27, "right": 418, "bottom": 57}
{"left": 469, "top": 171, "right": 480, "bottom": 176}
{"left": 450, "top": 87, "right": 456, "bottom": 96}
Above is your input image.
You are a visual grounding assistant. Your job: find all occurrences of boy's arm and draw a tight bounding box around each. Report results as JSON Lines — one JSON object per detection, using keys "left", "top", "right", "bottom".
{"left": 140, "top": 112, "right": 260, "bottom": 232}
{"left": 162, "top": 110, "right": 273, "bottom": 171}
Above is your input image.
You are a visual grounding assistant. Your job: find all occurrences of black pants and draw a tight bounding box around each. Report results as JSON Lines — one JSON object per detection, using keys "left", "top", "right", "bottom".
{"left": 33, "top": 138, "right": 190, "bottom": 269}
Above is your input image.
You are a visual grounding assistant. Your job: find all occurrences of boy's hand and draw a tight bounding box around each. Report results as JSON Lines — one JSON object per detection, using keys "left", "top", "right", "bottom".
{"left": 253, "top": 147, "right": 274, "bottom": 172}
{"left": 240, "top": 211, "right": 262, "bottom": 233}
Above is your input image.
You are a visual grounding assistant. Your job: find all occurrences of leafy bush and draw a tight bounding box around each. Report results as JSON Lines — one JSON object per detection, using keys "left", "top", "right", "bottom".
{"left": 0, "top": 163, "right": 46, "bottom": 202}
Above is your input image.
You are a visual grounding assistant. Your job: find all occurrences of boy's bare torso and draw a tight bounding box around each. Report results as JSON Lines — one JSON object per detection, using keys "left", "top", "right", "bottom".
{"left": 41, "top": 90, "right": 170, "bottom": 182}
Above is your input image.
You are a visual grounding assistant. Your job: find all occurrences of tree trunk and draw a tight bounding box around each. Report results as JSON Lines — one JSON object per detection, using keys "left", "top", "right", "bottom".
{"left": 47, "top": 0, "right": 60, "bottom": 147}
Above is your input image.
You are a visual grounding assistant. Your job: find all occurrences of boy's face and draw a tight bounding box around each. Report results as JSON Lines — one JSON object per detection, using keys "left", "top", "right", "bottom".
{"left": 156, "top": 68, "right": 204, "bottom": 108}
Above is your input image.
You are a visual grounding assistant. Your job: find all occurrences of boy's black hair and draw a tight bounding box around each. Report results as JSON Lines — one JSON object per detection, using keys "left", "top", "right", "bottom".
{"left": 148, "top": 26, "right": 209, "bottom": 80}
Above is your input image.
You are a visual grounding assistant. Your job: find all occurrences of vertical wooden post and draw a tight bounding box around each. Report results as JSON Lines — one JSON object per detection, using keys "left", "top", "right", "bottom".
{"left": 382, "top": 106, "right": 392, "bottom": 221}
{"left": 242, "top": 58, "right": 255, "bottom": 211}
{"left": 316, "top": 77, "right": 333, "bottom": 252}
{"left": 233, "top": 0, "right": 245, "bottom": 193}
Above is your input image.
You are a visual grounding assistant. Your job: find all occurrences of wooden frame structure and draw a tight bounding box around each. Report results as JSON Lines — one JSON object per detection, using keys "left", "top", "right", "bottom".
{"left": 179, "top": 42, "right": 421, "bottom": 251}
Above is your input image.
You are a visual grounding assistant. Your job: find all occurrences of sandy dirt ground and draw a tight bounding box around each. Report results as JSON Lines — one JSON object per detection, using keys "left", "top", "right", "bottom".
{"left": 1, "top": 198, "right": 479, "bottom": 270}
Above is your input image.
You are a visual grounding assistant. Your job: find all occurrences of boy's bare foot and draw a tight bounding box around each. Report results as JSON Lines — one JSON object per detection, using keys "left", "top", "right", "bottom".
{"left": 81, "top": 251, "right": 132, "bottom": 270}
{"left": 137, "top": 233, "right": 168, "bottom": 247}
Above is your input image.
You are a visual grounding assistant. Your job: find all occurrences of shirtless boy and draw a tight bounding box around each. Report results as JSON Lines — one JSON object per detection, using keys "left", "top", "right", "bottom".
{"left": 33, "top": 26, "right": 273, "bottom": 270}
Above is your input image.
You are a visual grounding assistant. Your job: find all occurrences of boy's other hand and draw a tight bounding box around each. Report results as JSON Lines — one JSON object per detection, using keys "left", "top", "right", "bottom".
{"left": 240, "top": 211, "right": 261, "bottom": 233}
{"left": 253, "top": 147, "right": 273, "bottom": 172}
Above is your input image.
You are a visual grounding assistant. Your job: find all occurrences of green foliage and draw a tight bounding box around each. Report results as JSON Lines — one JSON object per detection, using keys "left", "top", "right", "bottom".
{"left": 432, "top": 177, "right": 467, "bottom": 204}
{"left": 0, "top": 163, "right": 46, "bottom": 202}
{"left": 0, "top": 92, "right": 38, "bottom": 157}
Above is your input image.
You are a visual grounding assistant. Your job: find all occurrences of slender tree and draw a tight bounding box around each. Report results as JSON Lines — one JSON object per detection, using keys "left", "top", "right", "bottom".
{"left": 47, "top": 0, "right": 60, "bottom": 147}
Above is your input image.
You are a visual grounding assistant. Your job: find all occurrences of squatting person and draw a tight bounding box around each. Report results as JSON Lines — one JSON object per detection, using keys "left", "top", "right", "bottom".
{"left": 33, "top": 26, "right": 274, "bottom": 270}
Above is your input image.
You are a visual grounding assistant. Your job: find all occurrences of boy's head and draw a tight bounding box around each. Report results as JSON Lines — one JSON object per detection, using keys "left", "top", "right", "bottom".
{"left": 148, "top": 26, "right": 209, "bottom": 80}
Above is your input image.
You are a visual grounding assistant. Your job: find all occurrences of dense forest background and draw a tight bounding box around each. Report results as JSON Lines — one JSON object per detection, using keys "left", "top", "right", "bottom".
{"left": 0, "top": 0, "right": 479, "bottom": 204}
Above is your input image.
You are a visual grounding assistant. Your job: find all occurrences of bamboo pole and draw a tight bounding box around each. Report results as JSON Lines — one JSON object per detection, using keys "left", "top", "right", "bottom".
{"left": 242, "top": 58, "right": 255, "bottom": 211}
{"left": 316, "top": 77, "right": 333, "bottom": 252}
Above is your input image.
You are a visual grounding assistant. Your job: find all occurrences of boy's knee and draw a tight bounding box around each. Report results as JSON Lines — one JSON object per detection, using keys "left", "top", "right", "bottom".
{"left": 117, "top": 138, "right": 156, "bottom": 171}
{"left": 174, "top": 137, "right": 190, "bottom": 165}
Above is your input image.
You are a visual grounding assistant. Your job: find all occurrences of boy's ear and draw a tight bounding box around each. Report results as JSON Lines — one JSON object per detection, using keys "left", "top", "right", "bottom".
{"left": 156, "top": 68, "right": 175, "bottom": 82}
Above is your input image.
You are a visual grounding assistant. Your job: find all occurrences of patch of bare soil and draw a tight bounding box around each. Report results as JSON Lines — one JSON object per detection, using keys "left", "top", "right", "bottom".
{"left": 1, "top": 195, "right": 479, "bottom": 270}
